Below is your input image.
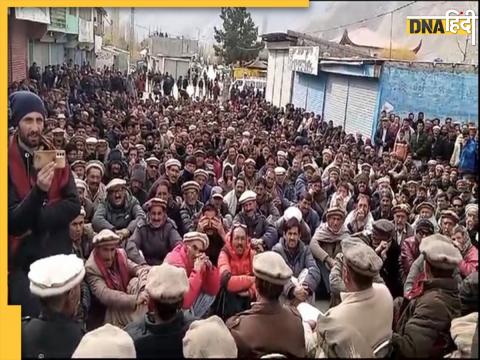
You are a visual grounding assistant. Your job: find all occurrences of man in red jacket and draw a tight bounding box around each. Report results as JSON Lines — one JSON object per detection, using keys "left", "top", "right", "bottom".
{"left": 165, "top": 231, "right": 220, "bottom": 318}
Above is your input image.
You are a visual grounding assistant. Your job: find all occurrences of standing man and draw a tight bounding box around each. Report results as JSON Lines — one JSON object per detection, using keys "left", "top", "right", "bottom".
{"left": 8, "top": 91, "right": 81, "bottom": 317}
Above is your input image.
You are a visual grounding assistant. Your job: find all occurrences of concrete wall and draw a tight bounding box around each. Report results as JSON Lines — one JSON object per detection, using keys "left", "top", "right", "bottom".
{"left": 376, "top": 62, "right": 478, "bottom": 129}
{"left": 150, "top": 37, "right": 198, "bottom": 57}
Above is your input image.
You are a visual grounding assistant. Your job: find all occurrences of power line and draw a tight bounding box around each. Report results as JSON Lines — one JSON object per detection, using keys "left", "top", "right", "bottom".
{"left": 309, "top": 1, "right": 417, "bottom": 34}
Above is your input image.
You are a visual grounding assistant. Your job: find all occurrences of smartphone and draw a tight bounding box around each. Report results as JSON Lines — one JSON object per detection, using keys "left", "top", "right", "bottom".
{"left": 33, "top": 150, "right": 66, "bottom": 170}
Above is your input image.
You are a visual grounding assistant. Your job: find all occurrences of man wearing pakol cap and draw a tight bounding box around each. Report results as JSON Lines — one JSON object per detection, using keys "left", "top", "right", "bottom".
{"left": 400, "top": 219, "right": 435, "bottom": 283}
{"left": 226, "top": 251, "right": 306, "bottom": 357}
{"left": 318, "top": 238, "right": 393, "bottom": 353}
{"left": 412, "top": 201, "right": 439, "bottom": 232}
{"left": 392, "top": 203, "right": 415, "bottom": 246}
{"left": 194, "top": 168, "right": 212, "bottom": 204}
{"left": 233, "top": 190, "right": 278, "bottom": 250}
{"left": 239, "top": 158, "right": 258, "bottom": 191}
{"left": 255, "top": 177, "right": 281, "bottom": 223}
{"left": 75, "top": 178, "right": 95, "bottom": 222}
{"left": 451, "top": 225, "right": 478, "bottom": 279}
{"left": 164, "top": 232, "right": 220, "bottom": 318}
{"left": 310, "top": 207, "right": 349, "bottom": 298}
{"left": 179, "top": 181, "right": 204, "bottom": 233}
{"left": 125, "top": 263, "right": 196, "bottom": 358}
{"left": 22, "top": 254, "right": 85, "bottom": 358}
{"left": 73, "top": 323, "right": 136, "bottom": 358}
{"left": 92, "top": 178, "right": 146, "bottom": 245}
{"left": 440, "top": 209, "right": 460, "bottom": 237}
{"left": 430, "top": 124, "right": 448, "bottom": 161}
{"left": 272, "top": 218, "right": 320, "bottom": 306}
{"left": 126, "top": 198, "right": 182, "bottom": 266}
{"left": 85, "top": 160, "right": 107, "bottom": 209}
{"left": 392, "top": 234, "right": 462, "bottom": 358}
{"left": 464, "top": 203, "right": 478, "bottom": 246}
{"left": 8, "top": 91, "right": 81, "bottom": 317}
{"left": 162, "top": 158, "right": 183, "bottom": 202}
{"left": 85, "top": 229, "right": 150, "bottom": 328}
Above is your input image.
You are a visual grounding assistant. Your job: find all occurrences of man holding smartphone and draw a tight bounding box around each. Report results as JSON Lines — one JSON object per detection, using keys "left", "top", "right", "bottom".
{"left": 8, "top": 91, "right": 81, "bottom": 317}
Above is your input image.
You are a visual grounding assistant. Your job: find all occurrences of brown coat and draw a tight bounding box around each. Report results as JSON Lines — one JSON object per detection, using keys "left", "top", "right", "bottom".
{"left": 226, "top": 301, "right": 306, "bottom": 358}
{"left": 392, "top": 278, "right": 460, "bottom": 358}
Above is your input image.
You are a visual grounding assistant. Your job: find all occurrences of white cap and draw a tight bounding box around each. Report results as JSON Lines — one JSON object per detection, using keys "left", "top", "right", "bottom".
{"left": 165, "top": 159, "right": 181, "bottom": 169}
{"left": 106, "top": 178, "right": 127, "bottom": 191}
{"left": 75, "top": 179, "right": 88, "bottom": 191}
{"left": 207, "top": 110, "right": 213, "bottom": 115}
{"left": 145, "top": 156, "right": 160, "bottom": 165}
{"left": 28, "top": 254, "right": 85, "bottom": 298}
{"left": 189, "top": 125, "right": 197, "bottom": 131}
{"left": 86, "top": 137, "right": 98, "bottom": 145}
{"left": 277, "top": 151, "right": 287, "bottom": 158}
{"left": 274, "top": 167, "right": 286, "bottom": 176}
{"left": 72, "top": 324, "right": 136, "bottom": 358}
{"left": 239, "top": 190, "right": 257, "bottom": 205}
{"left": 85, "top": 161, "right": 105, "bottom": 176}
{"left": 284, "top": 206, "right": 302, "bottom": 222}
{"left": 242, "top": 131, "right": 251, "bottom": 137}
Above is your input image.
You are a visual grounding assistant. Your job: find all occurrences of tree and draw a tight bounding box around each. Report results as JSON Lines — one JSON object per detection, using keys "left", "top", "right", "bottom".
{"left": 214, "top": 8, "right": 263, "bottom": 65}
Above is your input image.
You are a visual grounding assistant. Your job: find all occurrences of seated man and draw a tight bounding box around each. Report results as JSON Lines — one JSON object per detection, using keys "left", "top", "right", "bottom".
{"left": 85, "top": 229, "right": 150, "bottom": 328}
{"left": 275, "top": 206, "right": 312, "bottom": 245}
{"left": 126, "top": 198, "right": 182, "bottom": 265}
{"left": 233, "top": 190, "right": 278, "bottom": 250}
{"left": 392, "top": 234, "right": 462, "bottom": 358}
{"left": 297, "top": 192, "right": 320, "bottom": 237}
{"left": 196, "top": 203, "right": 227, "bottom": 266}
{"left": 179, "top": 181, "right": 204, "bottom": 233}
{"left": 125, "top": 263, "right": 196, "bottom": 358}
{"left": 164, "top": 232, "right": 220, "bottom": 318}
{"left": 226, "top": 252, "right": 306, "bottom": 357}
{"left": 217, "top": 224, "right": 256, "bottom": 319}
{"left": 92, "top": 178, "right": 145, "bottom": 246}
{"left": 22, "top": 254, "right": 85, "bottom": 358}
{"left": 273, "top": 218, "right": 320, "bottom": 305}
{"left": 317, "top": 239, "right": 393, "bottom": 353}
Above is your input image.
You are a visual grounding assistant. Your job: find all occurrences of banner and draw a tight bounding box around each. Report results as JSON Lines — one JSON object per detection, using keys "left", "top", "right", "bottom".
{"left": 289, "top": 46, "right": 319, "bottom": 75}
{"left": 78, "top": 19, "right": 94, "bottom": 43}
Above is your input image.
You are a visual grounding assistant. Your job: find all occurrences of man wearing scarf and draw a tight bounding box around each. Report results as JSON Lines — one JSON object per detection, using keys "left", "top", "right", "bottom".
{"left": 85, "top": 229, "right": 150, "bottom": 328}
{"left": 310, "top": 207, "right": 349, "bottom": 298}
{"left": 8, "top": 91, "right": 81, "bottom": 317}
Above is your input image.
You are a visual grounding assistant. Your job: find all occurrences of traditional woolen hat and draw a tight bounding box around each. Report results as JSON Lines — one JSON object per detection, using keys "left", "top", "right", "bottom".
{"left": 9, "top": 91, "right": 46, "bottom": 127}
{"left": 342, "top": 237, "right": 383, "bottom": 277}
{"left": 465, "top": 204, "right": 478, "bottom": 215}
{"left": 303, "top": 163, "right": 316, "bottom": 172}
{"left": 416, "top": 202, "right": 435, "bottom": 213}
{"left": 194, "top": 169, "right": 208, "bottom": 180}
{"left": 244, "top": 158, "right": 256, "bottom": 166}
{"left": 165, "top": 158, "right": 181, "bottom": 169}
{"left": 143, "top": 197, "right": 167, "bottom": 211}
{"left": 210, "top": 186, "right": 224, "bottom": 199}
{"left": 392, "top": 203, "right": 411, "bottom": 215}
{"left": 145, "top": 156, "right": 160, "bottom": 165}
{"left": 72, "top": 324, "right": 136, "bottom": 358}
{"left": 106, "top": 178, "right": 127, "bottom": 191}
{"left": 183, "top": 231, "right": 209, "bottom": 249}
{"left": 183, "top": 316, "right": 238, "bottom": 358}
{"left": 28, "top": 254, "right": 85, "bottom": 298}
{"left": 92, "top": 229, "right": 121, "bottom": 247}
{"left": 74, "top": 179, "right": 88, "bottom": 191}
{"left": 325, "top": 207, "right": 346, "bottom": 219}
{"left": 441, "top": 209, "right": 460, "bottom": 223}
{"left": 274, "top": 167, "right": 286, "bottom": 176}
{"left": 131, "top": 164, "right": 146, "bottom": 185}
{"left": 284, "top": 206, "right": 302, "bottom": 222}
{"left": 182, "top": 181, "right": 200, "bottom": 194}
{"left": 420, "top": 234, "right": 462, "bottom": 270}
{"left": 85, "top": 160, "right": 105, "bottom": 177}
{"left": 71, "top": 160, "right": 86, "bottom": 170}
{"left": 416, "top": 219, "right": 435, "bottom": 235}
{"left": 145, "top": 263, "right": 189, "bottom": 303}
{"left": 372, "top": 219, "right": 395, "bottom": 239}
{"left": 253, "top": 251, "right": 292, "bottom": 285}
{"left": 239, "top": 190, "right": 257, "bottom": 205}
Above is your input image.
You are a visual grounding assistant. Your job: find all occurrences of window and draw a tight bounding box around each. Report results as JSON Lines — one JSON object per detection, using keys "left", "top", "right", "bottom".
{"left": 79, "top": 8, "right": 91, "bottom": 21}
{"left": 69, "top": 7, "right": 77, "bottom": 16}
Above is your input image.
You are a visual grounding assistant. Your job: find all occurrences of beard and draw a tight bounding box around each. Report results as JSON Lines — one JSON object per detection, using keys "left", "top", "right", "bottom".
{"left": 19, "top": 129, "right": 41, "bottom": 149}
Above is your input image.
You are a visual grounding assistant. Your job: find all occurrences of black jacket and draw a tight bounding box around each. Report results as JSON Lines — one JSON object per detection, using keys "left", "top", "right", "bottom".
{"left": 22, "top": 311, "right": 84, "bottom": 358}
{"left": 125, "top": 311, "right": 196, "bottom": 359}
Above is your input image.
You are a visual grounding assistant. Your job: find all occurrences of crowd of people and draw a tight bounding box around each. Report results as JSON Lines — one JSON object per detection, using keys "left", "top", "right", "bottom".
{"left": 7, "top": 61, "right": 479, "bottom": 358}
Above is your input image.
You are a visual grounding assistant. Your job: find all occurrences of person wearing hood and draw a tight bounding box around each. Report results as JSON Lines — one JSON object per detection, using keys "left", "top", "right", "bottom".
{"left": 216, "top": 224, "right": 256, "bottom": 319}
{"left": 218, "top": 163, "right": 234, "bottom": 194}
{"left": 233, "top": 190, "right": 278, "bottom": 251}
{"left": 310, "top": 207, "right": 349, "bottom": 298}
{"left": 272, "top": 218, "right": 320, "bottom": 305}
{"left": 105, "top": 148, "right": 128, "bottom": 183}
{"left": 126, "top": 198, "right": 182, "bottom": 266}
{"left": 92, "top": 178, "right": 146, "bottom": 247}
{"left": 130, "top": 164, "right": 147, "bottom": 206}
{"left": 451, "top": 225, "right": 478, "bottom": 279}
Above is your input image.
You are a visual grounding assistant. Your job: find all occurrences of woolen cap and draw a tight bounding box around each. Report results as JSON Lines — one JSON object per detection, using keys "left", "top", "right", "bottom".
{"left": 277, "top": 150, "right": 287, "bottom": 158}
{"left": 303, "top": 163, "right": 316, "bottom": 172}
{"left": 75, "top": 179, "right": 88, "bottom": 191}
{"left": 274, "top": 167, "right": 286, "bottom": 176}
{"left": 146, "top": 263, "right": 189, "bottom": 303}
{"left": 28, "top": 254, "right": 85, "bottom": 298}
{"left": 244, "top": 158, "right": 256, "bottom": 166}
{"left": 86, "top": 137, "right": 98, "bottom": 144}
{"left": 342, "top": 237, "right": 383, "bottom": 277}
{"left": 420, "top": 234, "right": 462, "bottom": 270}
{"left": 9, "top": 91, "right": 46, "bottom": 127}
{"left": 86, "top": 161, "right": 105, "bottom": 176}
{"left": 183, "top": 316, "right": 238, "bottom": 358}
{"left": 92, "top": 229, "right": 121, "bottom": 247}
{"left": 465, "top": 204, "right": 478, "bottom": 215}
{"left": 372, "top": 219, "right": 395, "bottom": 239}
{"left": 183, "top": 231, "right": 209, "bottom": 249}
{"left": 194, "top": 169, "right": 208, "bottom": 179}
{"left": 71, "top": 160, "right": 86, "bottom": 169}
{"left": 328, "top": 166, "right": 340, "bottom": 176}
{"left": 145, "top": 156, "right": 160, "bottom": 165}
{"left": 392, "top": 203, "right": 411, "bottom": 215}
{"left": 211, "top": 186, "right": 224, "bottom": 199}
{"left": 416, "top": 202, "right": 435, "bottom": 213}
{"left": 106, "top": 178, "right": 127, "bottom": 191}
{"left": 284, "top": 206, "right": 302, "bottom": 222}
{"left": 441, "top": 209, "right": 460, "bottom": 223}
{"left": 143, "top": 197, "right": 167, "bottom": 211}
{"left": 72, "top": 324, "right": 136, "bottom": 358}
{"left": 253, "top": 251, "right": 293, "bottom": 285}
{"left": 182, "top": 181, "right": 200, "bottom": 193}
{"left": 165, "top": 158, "right": 181, "bottom": 169}
{"left": 239, "top": 190, "right": 257, "bottom": 205}
{"left": 377, "top": 176, "right": 390, "bottom": 185}
{"left": 326, "top": 207, "right": 346, "bottom": 219}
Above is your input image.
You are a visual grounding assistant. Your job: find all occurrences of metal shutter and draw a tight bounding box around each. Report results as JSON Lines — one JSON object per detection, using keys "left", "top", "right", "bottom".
{"left": 32, "top": 41, "right": 49, "bottom": 69}
{"left": 49, "top": 43, "right": 65, "bottom": 65}
{"left": 345, "top": 77, "right": 379, "bottom": 138}
{"left": 305, "top": 73, "right": 325, "bottom": 116}
{"left": 292, "top": 72, "right": 307, "bottom": 109}
{"left": 324, "top": 74, "right": 348, "bottom": 128}
{"left": 165, "top": 59, "right": 177, "bottom": 79}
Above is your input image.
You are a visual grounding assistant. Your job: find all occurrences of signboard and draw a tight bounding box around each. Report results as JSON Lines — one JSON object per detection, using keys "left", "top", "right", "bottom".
{"left": 15, "top": 8, "right": 50, "bottom": 24}
{"left": 78, "top": 19, "right": 94, "bottom": 43}
{"left": 95, "top": 35, "right": 103, "bottom": 54}
{"left": 289, "top": 46, "right": 319, "bottom": 75}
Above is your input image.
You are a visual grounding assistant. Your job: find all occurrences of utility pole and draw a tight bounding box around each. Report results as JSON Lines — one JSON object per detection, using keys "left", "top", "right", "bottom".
{"left": 130, "top": 7, "right": 135, "bottom": 60}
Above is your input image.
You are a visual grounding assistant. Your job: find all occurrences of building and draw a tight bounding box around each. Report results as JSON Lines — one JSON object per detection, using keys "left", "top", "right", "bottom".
{"left": 262, "top": 30, "right": 478, "bottom": 139}
{"left": 8, "top": 7, "right": 106, "bottom": 84}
